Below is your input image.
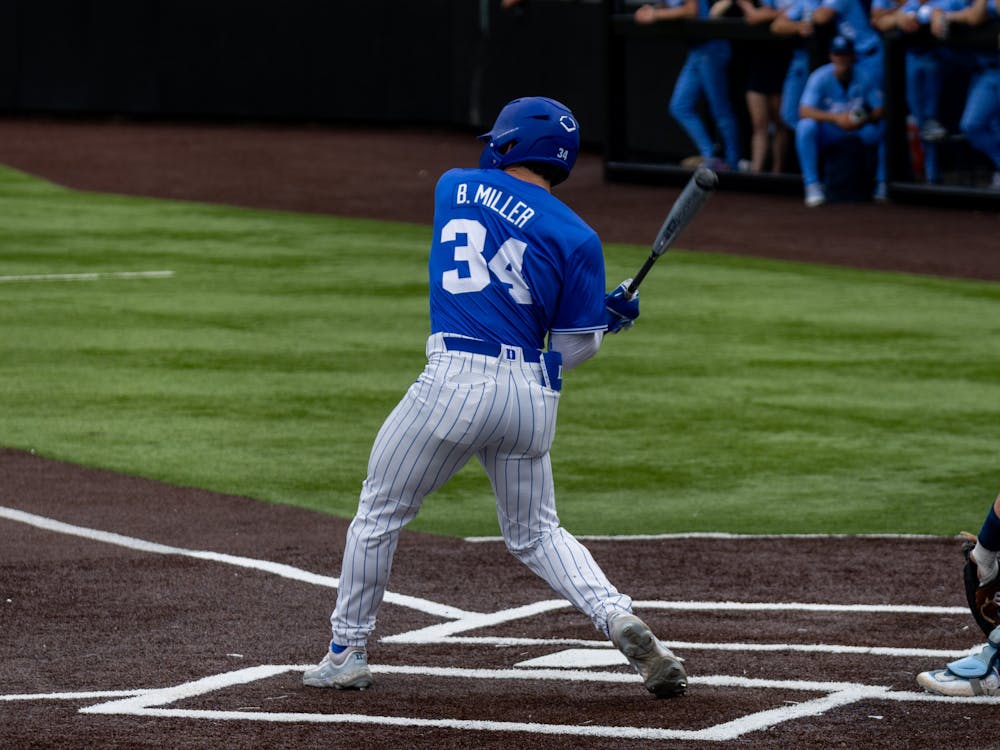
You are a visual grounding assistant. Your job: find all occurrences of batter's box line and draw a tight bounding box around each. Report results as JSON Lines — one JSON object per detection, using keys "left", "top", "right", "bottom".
{"left": 73, "top": 664, "right": 1000, "bottom": 743}
{"left": 2, "top": 506, "right": 977, "bottom": 668}
{"left": 2, "top": 505, "right": 969, "bottom": 629}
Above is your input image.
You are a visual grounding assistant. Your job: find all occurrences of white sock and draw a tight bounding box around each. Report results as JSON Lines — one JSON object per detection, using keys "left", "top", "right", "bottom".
{"left": 972, "top": 542, "right": 999, "bottom": 584}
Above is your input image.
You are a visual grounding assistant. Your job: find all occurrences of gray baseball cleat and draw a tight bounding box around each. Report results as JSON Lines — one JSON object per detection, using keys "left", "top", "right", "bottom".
{"left": 610, "top": 613, "right": 688, "bottom": 698}
{"left": 302, "top": 646, "right": 373, "bottom": 690}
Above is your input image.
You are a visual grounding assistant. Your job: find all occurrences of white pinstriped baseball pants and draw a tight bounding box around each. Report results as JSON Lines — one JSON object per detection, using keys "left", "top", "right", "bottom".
{"left": 330, "top": 333, "right": 632, "bottom": 647}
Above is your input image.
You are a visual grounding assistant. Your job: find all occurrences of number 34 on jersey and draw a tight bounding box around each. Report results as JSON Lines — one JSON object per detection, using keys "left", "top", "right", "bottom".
{"left": 440, "top": 218, "right": 531, "bottom": 305}
{"left": 440, "top": 181, "right": 540, "bottom": 306}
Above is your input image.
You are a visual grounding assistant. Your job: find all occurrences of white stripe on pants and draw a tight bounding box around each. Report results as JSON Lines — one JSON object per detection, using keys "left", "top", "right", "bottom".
{"left": 330, "top": 333, "right": 632, "bottom": 646}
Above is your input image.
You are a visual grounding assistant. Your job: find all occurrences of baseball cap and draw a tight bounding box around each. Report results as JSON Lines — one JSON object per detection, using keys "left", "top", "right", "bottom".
{"left": 830, "top": 35, "right": 855, "bottom": 56}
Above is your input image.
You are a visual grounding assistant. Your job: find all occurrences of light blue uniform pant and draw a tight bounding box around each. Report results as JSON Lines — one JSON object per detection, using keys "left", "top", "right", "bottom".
{"left": 330, "top": 333, "right": 632, "bottom": 647}
{"left": 795, "top": 117, "right": 885, "bottom": 187}
{"left": 961, "top": 66, "right": 1000, "bottom": 171}
{"left": 856, "top": 48, "right": 884, "bottom": 89}
{"left": 669, "top": 39, "right": 741, "bottom": 168}
{"left": 906, "top": 49, "right": 943, "bottom": 182}
{"left": 781, "top": 49, "right": 811, "bottom": 130}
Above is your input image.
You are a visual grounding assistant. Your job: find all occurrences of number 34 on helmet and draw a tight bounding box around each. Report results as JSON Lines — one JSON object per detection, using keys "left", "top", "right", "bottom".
{"left": 478, "top": 96, "right": 580, "bottom": 186}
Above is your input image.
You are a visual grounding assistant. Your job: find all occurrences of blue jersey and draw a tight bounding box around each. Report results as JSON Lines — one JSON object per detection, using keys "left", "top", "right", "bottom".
{"left": 785, "top": 0, "right": 824, "bottom": 20}
{"left": 800, "top": 61, "right": 884, "bottom": 113}
{"left": 428, "top": 168, "right": 607, "bottom": 351}
{"left": 819, "top": 0, "right": 882, "bottom": 55}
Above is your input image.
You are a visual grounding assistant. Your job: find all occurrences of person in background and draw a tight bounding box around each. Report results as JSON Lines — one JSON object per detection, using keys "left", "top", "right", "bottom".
{"left": 635, "top": 0, "right": 743, "bottom": 170}
{"left": 932, "top": 0, "right": 1000, "bottom": 189}
{"left": 882, "top": 0, "right": 955, "bottom": 183}
{"left": 917, "top": 492, "right": 1000, "bottom": 696}
{"left": 811, "top": 0, "right": 886, "bottom": 84}
{"left": 712, "top": 0, "right": 794, "bottom": 172}
{"left": 870, "top": 0, "right": 908, "bottom": 27}
{"left": 795, "top": 35, "right": 887, "bottom": 206}
{"left": 771, "top": 0, "right": 825, "bottom": 131}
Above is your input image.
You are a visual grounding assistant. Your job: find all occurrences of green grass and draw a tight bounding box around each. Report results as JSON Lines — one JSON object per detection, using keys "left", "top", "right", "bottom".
{"left": 2, "top": 165, "right": 998, "bottom": 537}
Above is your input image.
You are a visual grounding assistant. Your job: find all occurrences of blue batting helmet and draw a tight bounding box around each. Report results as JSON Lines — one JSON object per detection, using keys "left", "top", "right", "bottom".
{"left": 478, "top": 96, "right": 580, "bottom": 185}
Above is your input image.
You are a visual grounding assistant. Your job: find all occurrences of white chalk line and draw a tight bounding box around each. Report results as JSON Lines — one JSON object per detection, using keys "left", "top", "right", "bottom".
{"left": 510, "top": 642, "right": 973, "bottom": 670}
{"left": 70, "top": 664, "right": 1000, "bottom": 743}
{"left": 0, "top": 690, "right": 151, "bottom": 702}
{"left": 3, "top": 504, "right": 994, "bottom": 742}
{"left": 0, "top": 270, "right": 175, "bottom": 283}
{"left": 0, "top": 506, "right": 472, "bottom": 620}
{"left": 466, "top": 532, "right": 945, "bottom": 542}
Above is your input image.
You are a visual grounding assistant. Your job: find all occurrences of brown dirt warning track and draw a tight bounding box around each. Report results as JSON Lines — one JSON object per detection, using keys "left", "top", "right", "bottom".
{"left": 1, "top": 118, "right": 998, "bottom": 749}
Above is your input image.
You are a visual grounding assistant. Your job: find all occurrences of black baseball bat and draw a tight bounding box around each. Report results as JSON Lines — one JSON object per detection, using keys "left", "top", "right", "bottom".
{"left": 625, "top": 167, "right": 718, "bottom": 299}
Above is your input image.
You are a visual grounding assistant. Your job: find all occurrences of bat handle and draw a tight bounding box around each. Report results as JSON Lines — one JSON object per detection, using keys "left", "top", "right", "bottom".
{"left": 625, "top": 255, "right": 656, "bottom": 300}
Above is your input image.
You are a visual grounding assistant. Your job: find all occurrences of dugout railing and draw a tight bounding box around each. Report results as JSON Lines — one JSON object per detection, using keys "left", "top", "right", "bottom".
{"left": 603, "top": 0, "right": 1000, "bottom": 210}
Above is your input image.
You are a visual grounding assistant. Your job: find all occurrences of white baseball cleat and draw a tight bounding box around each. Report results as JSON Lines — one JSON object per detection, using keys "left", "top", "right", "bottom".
{"left": 804, "top": 183, "right": 826, "bottom": 208}
{"left": 917, "top": 664, "right": 1000, "bottom": 697}
{"left": 303, "top": 646, "right": 373, "bottom": 690}
{"left": 917, "top": 629, "right": 1000, "bottom": 697}
{"left": 609, "top": 613, "right": 688, "bottom": 698}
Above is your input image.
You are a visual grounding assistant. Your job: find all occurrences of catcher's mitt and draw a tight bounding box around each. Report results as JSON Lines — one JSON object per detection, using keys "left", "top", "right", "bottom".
{"left": 960, "top": 531, "right": 1000, "bottom": 636}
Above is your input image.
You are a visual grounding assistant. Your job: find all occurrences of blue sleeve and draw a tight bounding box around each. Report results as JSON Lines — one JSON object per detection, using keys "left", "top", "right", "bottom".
{"left": 550, "top": 236, "right": 607, "bottom": 334}
{"left": 800, "top": 69, "right": 825, "bottom": 109}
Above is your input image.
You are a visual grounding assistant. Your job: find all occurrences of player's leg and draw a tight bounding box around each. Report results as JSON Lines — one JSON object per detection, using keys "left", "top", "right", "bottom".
{"left": 306, "top": 353, "right": 502, "bottom": 689}
{"left": 697, "top": 40, "right": 741, "bottom": 170}
{"left": 745, "top": 89, "right": 770, "bottom": 173}
{"left": 481, "top": 363, "right": 687, "bottom": 697}
{"left": 907, "top": 51, "right": 941, "bottom": 182}
{"left": 856, "top": 121, "right": 887, "bottom": 190}
{"left": 917, "top": 493, "right": 1000, "bottom": 696}
{"left": 669, "top": 49, "right": 716, "bottom": 162}
{"left": 970, "top": 493, "right": 1000, "bottom": 583}
{"left": 479, "top": 368, "right": 631, "bottom": 634}
{"left": 780, "top": 50, "right": 809, "bottom": 130}
{"left": 960, "top": 70, "right": 1000, "bottom": 181}
{"left": 795, "top": 117, "right": 828, "bottom": 204}
{"left": 331, "top": 360, "right": 499, "bottom": 646}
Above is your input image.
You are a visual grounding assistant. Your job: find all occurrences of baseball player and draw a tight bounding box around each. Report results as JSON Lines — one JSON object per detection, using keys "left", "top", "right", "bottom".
{"left": 794, "top": 35, "right": 887, "bottom": 206}
{"left": 770, "top": 0, "right": 825, "bottom": 131}
{"left": 635, "top": 0, "right": 743, "bottom": 171}
{"left": 932, "top": 0, "right": 1000, "bottom": 190}
{"left": 917, "top": 492, "right": 1000, "bottom": 696}
{"left": 883, "top": 0, "right": 956, "bottom": 183}
{"left": 711, "top": 0, "right": 796, "bottom": 173}
{"left": 303, "top": 96, "right": 688, "bottom": 699}
{"left": 811, "top": 0, "right": 886, "bottom": 84}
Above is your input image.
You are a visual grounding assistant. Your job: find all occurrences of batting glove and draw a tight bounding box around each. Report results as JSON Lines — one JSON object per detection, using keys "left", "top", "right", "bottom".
{"left": 605, "top": 279, "right": 639, "bottom": 334}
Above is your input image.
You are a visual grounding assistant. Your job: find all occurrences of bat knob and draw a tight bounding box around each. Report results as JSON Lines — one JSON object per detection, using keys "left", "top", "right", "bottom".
{"left": 694, "top": 167, "right": 719, "bottom": 191}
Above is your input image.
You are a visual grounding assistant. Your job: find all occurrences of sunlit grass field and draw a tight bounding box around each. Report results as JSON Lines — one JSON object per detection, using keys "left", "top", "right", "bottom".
{"left": 2, "top": 165, "right": 998, "bottom": 536}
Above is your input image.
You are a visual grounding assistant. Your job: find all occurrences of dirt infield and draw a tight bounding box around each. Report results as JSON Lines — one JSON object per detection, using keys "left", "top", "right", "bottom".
{"left": 0, "top": 448, "right": 995, "bottom": 749}
{"left": 1, "top": 118, "right": 999, "bottom": 748}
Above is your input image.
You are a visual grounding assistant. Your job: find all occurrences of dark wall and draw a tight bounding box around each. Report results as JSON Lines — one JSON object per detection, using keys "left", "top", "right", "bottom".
{"left": 0, "top": 0, "right": 605, "bottom": 140}
{"left": 0, "top": 0, "right": 482, "bottom": 122}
